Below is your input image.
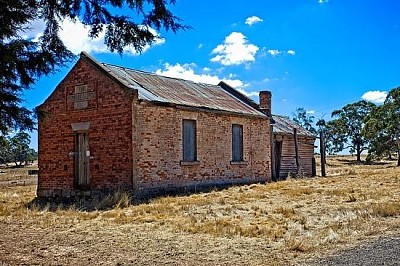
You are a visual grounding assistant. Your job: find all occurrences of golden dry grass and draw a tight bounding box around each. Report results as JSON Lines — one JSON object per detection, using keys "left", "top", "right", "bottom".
{"left": 0, "top": 156, "right": 399, "bottom": 265}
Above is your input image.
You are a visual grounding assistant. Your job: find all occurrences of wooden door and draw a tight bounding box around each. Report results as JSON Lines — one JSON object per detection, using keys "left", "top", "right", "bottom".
{"left": 274, "top": 141, "right": 282, "bottom": 179}
{"left": 75, "top": 132, "right": 90, "bottom": 188}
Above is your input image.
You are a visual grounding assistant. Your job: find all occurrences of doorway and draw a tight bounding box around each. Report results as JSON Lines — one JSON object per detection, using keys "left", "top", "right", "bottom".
{"left": 74, "top": 132, "right": 90, "bottom": 189}
{"left": 274, "top": 141, "right": 282, "bottom": 179}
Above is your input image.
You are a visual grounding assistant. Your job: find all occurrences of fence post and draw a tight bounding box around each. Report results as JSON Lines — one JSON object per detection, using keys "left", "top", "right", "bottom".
{"left": 320, "top": 131, "right": 326, "bottom": 177}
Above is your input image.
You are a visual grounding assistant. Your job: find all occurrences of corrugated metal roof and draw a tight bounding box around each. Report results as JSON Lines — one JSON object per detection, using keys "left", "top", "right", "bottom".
{"left": 100, "top": 63, "right": 266, "bottom": 117}
{"left": 272, "top": 115, "right": 316, "bottom": 137}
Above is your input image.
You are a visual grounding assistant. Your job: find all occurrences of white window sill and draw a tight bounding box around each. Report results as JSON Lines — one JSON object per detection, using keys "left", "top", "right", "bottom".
{"left": 230, "top": 161, "right": 248, "bottom": 165}
{"left": 180, "top": 161, "right": 201, "bottom": 166}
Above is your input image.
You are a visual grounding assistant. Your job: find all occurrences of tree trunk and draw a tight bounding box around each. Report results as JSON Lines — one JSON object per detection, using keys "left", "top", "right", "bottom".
{"left": 397, "top": 150, "right": 400, "bottom": 167}
{"left": 356, "top": 152, "right": 361, "bottom": 162}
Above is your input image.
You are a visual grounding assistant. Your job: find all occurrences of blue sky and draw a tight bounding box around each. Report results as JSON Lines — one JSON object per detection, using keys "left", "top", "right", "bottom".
{"left": 23, "top": 0, "right": 400, "bottom": 149}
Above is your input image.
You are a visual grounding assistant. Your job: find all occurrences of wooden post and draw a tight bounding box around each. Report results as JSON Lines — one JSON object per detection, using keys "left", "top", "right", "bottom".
{"left": 294, "top": 128, "right": 300, "bottom": 173}
{"left": 320, "top": 131, "right": 326, "bottom": 177}
{"left": 311, "top": 158, "right": 316, "bottom": 177}
{"left": 270, "top": 124, "right": 275, "bottom": 181}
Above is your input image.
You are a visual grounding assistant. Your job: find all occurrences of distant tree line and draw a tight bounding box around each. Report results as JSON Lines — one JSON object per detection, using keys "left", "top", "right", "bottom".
{"left": 292, "top": 86, "right": 400, "bottom": 166}
{"left": 0, "top": 131, "right": 37, "bottom": 166}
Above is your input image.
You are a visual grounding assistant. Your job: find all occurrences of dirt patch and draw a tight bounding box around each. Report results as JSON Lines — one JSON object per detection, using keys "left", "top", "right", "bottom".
{"left": 309, "top": 236, "right": 400, "bottom": 266}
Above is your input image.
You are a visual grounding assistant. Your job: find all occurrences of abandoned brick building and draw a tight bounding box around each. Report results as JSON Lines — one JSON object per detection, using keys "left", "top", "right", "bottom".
{"left": 37, "top": 52, "right": 315, "bottom": 198}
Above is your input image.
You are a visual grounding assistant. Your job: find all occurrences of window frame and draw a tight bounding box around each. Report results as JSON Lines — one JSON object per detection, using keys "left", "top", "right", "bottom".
{"left": 231, "top": 124, "right": 244, "bottom": 162}
{"left": 182, "top": 119, "right": 197, "bottom": 162}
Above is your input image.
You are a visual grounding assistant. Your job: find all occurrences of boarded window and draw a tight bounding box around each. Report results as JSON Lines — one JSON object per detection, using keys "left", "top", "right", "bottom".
{"left": 182, "top": 119, "right": 197, "bottom": 161}
{"left": 232, "top": 124, "right": 243, "bottom": 161}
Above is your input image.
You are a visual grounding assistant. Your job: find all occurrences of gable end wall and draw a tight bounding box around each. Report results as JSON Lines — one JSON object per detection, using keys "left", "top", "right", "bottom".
{"left": 37, "top": 58, "right": 134, "bottom": 197}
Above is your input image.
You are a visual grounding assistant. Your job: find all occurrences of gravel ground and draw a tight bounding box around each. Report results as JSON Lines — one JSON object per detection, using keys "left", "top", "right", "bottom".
{"left": 310, "top": 236, "right": 400, "bottom": 266}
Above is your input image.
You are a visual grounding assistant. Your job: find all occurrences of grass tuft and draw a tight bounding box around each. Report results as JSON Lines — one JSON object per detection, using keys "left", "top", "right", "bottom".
{"left": 95, "top": 190, "right": 132, "bottom": 210}
{"left": 286, "top": 236, "right": 314, "bottom": 252}
{"left": 371, "top": 202, "right": 400, "bottom": 217}
{"left": 275, "top": 206, "right": 296, "bottom": 218}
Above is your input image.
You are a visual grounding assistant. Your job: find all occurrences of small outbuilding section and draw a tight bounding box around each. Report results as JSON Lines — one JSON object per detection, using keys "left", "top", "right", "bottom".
{"left": 37, "top": 52, "right": 273, "bottom": 198}
{"left": 271, "top": 115, "right": 316, "bottom": 180}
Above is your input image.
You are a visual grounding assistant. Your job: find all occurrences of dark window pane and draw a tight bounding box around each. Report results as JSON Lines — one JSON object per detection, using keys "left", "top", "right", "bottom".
{"left": 232, "top": 124, "right": 243, "bottom": 161}
{"left": 183, "top": 120, "right": 197, "bottom": 161}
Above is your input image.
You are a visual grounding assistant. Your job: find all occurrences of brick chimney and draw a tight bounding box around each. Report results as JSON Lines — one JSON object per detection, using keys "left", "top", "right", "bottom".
{"left": 259, "top": 91, "right": 272, "bottom": 116}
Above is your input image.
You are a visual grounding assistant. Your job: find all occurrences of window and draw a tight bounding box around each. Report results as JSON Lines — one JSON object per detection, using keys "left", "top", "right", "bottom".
{"left": 232, "top": 124, "right": 243, "bottom": 161}
{"left": 182, "top": 119, "right": 197, "bottom": 161}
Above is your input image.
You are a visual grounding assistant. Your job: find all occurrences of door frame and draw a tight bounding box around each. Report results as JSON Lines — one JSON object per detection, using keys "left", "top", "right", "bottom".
{"left": 74, "top": 131, "right": 90, "bottom": 190}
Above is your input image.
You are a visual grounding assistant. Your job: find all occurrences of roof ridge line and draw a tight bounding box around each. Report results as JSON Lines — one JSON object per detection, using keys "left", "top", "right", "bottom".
{"left": 102, "top": 62, "right": 220, "bottom": 87}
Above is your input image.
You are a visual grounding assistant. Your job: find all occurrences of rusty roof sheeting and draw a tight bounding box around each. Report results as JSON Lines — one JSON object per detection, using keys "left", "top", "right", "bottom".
{"left": 272, "top": 115, "right": 316, "bottom": 137}
{"left": 101, "top": 64, "right": 266, "bottom": 117}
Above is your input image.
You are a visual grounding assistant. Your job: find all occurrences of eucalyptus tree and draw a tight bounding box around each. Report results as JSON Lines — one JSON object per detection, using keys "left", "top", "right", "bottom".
{"left": 292, "top": 107, "right": 317, "bottom": 134}
{"left": 363, "top": 87, "right": 400, "bottom": 166}
{"left": 328, "top": 100, "right": 375, "bottom": 162}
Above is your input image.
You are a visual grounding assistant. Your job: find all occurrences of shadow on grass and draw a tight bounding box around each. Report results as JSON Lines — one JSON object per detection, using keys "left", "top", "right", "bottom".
{"left": 25, "top": 180, "right": 268, "bottom": 212}
{"left": 26, "top": 190, "right": 133, "bottom": 212}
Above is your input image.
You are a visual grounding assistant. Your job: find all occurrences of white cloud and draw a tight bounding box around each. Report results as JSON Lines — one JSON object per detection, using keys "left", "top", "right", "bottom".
{"left": 318, "top": 0, "right": 329, "bottom": 4}
{"left": 228, "top": 73, "right": 238, "bottom": 78}
{"left": 259, "top": 47, "right": 268, "bottom": 57}
{"left": 59, "top": 19, "right": 109, "bottom": 54}
{"left": 223, "top": 79, "right": 246, "bottom": 89}
{"left": 22, "top": 18, "right": 164, "bottom": 55}
{"left": 156, "top": 63, "right": 220, "bottom": 84}
{"left": 155, "top": 63, "right": 259, "bottom": 98}
{"left": 236, "top": 88, "right": 259, "bottom": 97}
{"left": 245, "top": 16, "right": 264, "bottom": 26}
{"left": 198, "top": 43, "right": 204, "bottom": 49}
{"left": 362, "top": 91, "right": 387, "bottom": 104}
{"left": 19, "top": 19, "right": 46, "bottom": 39}
{"left": 287, "top": 50, "right": 296, "bottom": 55}
{"left": 261, "top": 48, "right": 296, "bottom": 57}
{"left": 306, "top": 110, "right": 315, "bottom": 115}
{"left": 61, "top": 19, "right": 165, "bottom": 55}
{"left": 211, "top": 32, "right": 259, "bottom": 66}
{"left": 267, "top": 49, "right": 281, "bottom": 57}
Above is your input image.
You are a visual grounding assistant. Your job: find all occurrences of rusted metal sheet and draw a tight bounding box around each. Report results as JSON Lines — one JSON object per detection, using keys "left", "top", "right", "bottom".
{"left": 101, "top": 64, "right": 266, "bottom": 117}
{"left": 272, "top": 115, "right": 315, "bottom": 137}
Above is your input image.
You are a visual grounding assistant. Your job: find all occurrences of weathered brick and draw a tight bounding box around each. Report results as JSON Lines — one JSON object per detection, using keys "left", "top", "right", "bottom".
{"left": 38, "top": 55, "right": 271, "bottom": 198}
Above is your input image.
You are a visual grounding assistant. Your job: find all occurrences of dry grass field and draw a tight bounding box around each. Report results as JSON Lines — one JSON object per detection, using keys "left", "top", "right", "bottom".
{"left": 0, "top": 156, "right": 400, "bottom": 265}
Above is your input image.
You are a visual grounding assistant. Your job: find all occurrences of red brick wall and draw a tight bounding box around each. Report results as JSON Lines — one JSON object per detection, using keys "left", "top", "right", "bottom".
{"left": 38, "top": 58, "right": 134, "bottom": 197}
{"left": 134, "top": 103, "right": 271, "bottom": 192}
